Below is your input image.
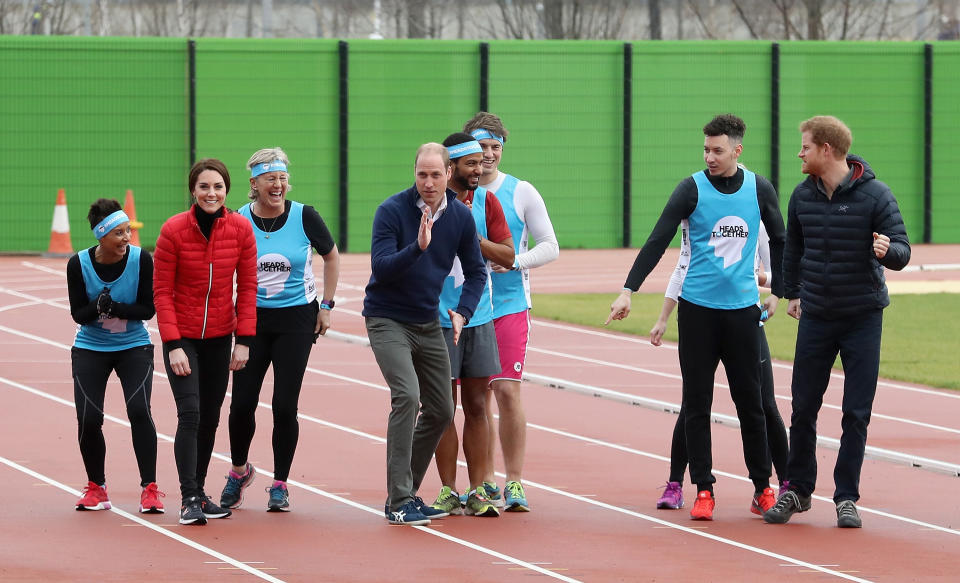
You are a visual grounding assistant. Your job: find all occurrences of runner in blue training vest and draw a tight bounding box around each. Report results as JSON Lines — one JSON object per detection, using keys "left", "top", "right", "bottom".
{"left": 607, "top": 114, "right": 786, "bottom": 521}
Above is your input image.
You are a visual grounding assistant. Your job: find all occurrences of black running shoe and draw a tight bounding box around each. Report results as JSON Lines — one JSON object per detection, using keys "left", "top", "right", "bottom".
{"left": 266, "top": 482, "right": 290, "bottom": 512}
{"left": 199, "top": 493, "right": 232, "bottom": 519}
{"left": 179, "top": 496, "right": 207, "bottom": 525}
{"left": 763, "top": 490, "right": 811, "bottom": 524}
{"left": 836, "top": 500, "right": 862, "bottom": 528}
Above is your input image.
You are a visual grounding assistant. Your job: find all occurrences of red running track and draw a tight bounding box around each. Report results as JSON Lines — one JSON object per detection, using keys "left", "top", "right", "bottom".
{"left": 0, "top": 248, "right": 958, "bottom": 582}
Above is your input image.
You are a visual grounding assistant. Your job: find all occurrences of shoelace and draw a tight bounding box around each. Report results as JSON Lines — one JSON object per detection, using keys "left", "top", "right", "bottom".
{"left": 507, "top": 482, "right": 524, "bottom": 499}
{"left": 771, "top": 491, "right": 799, "bottom": 512}
{"left": 269, "top": 485, "right": 288, "bottom": 502}
{"left": 838, "top": 501, "right": 858, "bottom": 519}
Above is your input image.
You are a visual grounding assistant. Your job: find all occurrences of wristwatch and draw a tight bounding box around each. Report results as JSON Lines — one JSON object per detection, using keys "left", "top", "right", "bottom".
{"left": 320, "top": 299, "right": 335, "bottom": 310}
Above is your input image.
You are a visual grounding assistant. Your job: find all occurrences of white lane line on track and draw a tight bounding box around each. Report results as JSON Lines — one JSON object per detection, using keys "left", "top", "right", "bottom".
{"left": 530, "top": 318, "right": 960, "bottom": 400}
{"left": 324, "top": 327, "right": 960, "bottom": 475}
{"left": 0, "top": 375, "right": 580, "bottom": 583}
{"left": 18, "top": 257, "right": 954, "bottom": 400}
{"left": 0, "top": 374, "right": 872, "bottom": 583}
{"left": 2, "top": 306, "right": 960, "bottom": 531}
{"left": 0, "top": 454, "right": 286, "bottom": 583}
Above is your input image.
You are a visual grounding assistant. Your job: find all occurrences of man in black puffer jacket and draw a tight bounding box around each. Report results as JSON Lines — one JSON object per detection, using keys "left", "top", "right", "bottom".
{"left": 764, "top": 116, "right": 910, "bottom": 529}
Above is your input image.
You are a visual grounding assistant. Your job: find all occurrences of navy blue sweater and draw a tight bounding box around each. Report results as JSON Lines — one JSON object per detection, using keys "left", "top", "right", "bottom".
{"left": 363, "top": 185, "right": 486, "bottom": 324}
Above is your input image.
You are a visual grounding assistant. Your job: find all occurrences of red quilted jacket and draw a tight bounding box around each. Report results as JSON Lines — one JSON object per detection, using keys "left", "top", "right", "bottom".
{"left": 153, "top": 206, "right": 257, "bottom": 342}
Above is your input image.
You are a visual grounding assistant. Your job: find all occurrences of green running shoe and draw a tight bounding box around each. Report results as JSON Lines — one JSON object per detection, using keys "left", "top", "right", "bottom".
{"left": 504, "top": 480, "right": 530, "bottom": 512}
{"left": 464, "top": 487, "right": 500, "bottom": 517}
{"left": 431, "top": 485, "right": 463, "bottom": 516}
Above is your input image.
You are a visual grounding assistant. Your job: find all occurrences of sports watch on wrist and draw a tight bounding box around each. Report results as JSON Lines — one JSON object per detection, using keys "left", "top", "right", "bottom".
{"left": 320, "top": 299, "right": 335, "bottom": 310}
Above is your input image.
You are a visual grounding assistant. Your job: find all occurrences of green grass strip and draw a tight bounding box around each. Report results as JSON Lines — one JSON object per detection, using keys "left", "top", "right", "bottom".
{"left": 531, "top": 293, "right": 959, "bottom": 391}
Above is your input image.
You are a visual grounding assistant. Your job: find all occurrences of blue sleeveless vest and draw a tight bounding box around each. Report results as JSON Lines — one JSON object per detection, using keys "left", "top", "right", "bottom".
{"left": 239, "top": 202, "right": 317, "bottom": 308}
{"left": 439, "top": 190, "right": 494, "bottom": 328}
{"left": 488, "top": 174, "right": 528, "bottom": 319}
{"left": 74, "top": 246, "right": 151, "bottom": 351}
{"left": 681, "top": 170, "right": 761, "bottom": 309}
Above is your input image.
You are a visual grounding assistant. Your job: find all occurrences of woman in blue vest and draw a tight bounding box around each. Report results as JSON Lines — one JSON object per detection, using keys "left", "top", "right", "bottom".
{"left": 67, "top": 198, "right": 164, "bottom": 514}
{"left": 219, "top": 147, "right": 340, "bottom": 512}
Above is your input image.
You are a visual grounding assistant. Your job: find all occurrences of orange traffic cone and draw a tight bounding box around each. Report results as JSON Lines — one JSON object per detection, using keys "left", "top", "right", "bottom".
{"left": 123, "top": 189, "right": 144, "bottom": 247}
{"left": 45, "top": 188, "right": 73, "bottom": 257}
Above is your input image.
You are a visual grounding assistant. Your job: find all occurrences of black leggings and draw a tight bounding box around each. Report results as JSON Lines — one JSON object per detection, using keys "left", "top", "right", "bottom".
{"left": 71, "top": 345, "right": 156, "bottom": 487}
{"left": 668, "top": 327, "right": 789, "bottom": 484}
{"left": 228, "top": 330, "right": 314, "bottom": 482}
{"left": 164, "top": 335, "right": 232, "bottom": 500}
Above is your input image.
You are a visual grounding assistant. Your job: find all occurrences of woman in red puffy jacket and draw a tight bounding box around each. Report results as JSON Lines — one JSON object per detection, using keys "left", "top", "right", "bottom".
{"left": 153, "top": 158, "right": 257, "bottom": 526}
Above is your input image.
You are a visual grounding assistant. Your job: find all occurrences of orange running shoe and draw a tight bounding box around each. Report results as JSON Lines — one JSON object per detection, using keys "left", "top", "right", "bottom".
{"left": 751, "top": 487, "right": 776, "bottom": 515}
{"left": 690, "top": 490, "right": 714, "bottom": 520}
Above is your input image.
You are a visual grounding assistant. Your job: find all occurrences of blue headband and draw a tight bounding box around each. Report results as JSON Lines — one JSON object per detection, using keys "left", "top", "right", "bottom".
{"left": 93, "top": 210, "right": 130, "bottom": 240}
{"left": 470, "top": 129, "right": 504, "bottom": 144}
{"left": 251, "top": 160, "right": 288, "bottom": 178}
{"left": 447, "top": 140, "right": 483, "bottom": 159}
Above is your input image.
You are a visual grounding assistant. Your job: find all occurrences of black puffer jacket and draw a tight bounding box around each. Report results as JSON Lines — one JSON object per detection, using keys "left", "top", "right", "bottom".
{"left": 783, "top": 155, "right": 911, "bottom": 318}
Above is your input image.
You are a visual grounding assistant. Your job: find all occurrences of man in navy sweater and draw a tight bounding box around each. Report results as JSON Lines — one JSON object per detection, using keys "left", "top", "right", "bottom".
{"left": 364, "top": 142, "right": 486, "bottom": 526}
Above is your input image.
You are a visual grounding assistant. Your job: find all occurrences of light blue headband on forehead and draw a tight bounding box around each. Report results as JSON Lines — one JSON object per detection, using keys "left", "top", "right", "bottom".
{"left": 251, "top": 160, "right": 288, "bottom": 178}
{"left": 447, "top": 140, "right": 483, "bottom": 159}
{"left": 470, "top": 129, "right": 504, "bottom": 144}
{"left": 93, "top": 210, "right": 129, "bottom": 240}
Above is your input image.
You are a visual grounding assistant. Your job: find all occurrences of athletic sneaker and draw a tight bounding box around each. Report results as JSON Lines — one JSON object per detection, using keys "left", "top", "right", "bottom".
{"left": 431, "top": 486, "right": 464, "bottom": 516}
{"left": 836, "top": 500, "right": 862, "bottom": 528}
{"left": 199, "top": 493, "right": 232, "bottom": 519}
{"left": 267, "top": 481, "right": 290, "bottom": 512}
{"left": 76, "top": 481, "right": 111, "bottom": 511}
{"left": 464, "top": 487, "right": 500, "bottom": 517}
{"left": 504, "top": 480, "right": 530, "bottom": 512}
{"left": 220, "top": 463, "right": 255, "bottom": 509}
{"left": 763, "top": 490, "right": 812, "bottom": 524}
{"left": 414, "top": 496, "right": 448, "bottom": 519}
{"left": 139, "top": 482, "right": 165, "bottom": 514}
{"left": 656, "top": 481, "right": 684, "bottom": 509}
{"left": 750, "top": 487, "right": 776, "bottom": 515}
{"left": 483, "top": 481, "right": 504, "bottom": 508}
{"left": 690, "top": 490, "right": 715, "bottom": 520}
{"left": 386, "top": 500, "right": 431, "bottom": 526}
{"left": 179, "top": 496, "right": 206, "bottom": 525}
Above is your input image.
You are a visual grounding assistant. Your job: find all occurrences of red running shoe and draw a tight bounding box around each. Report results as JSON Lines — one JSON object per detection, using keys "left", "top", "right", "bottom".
{"left": 690, "top": 490, "right": 714, "bottom": 520}
{"left": 751, "top": 487, "right": 776, "bottom": 515}
{"left": 140, "top": 482, "right": 166, "bottom": 514}
{"left": 76, "top": 482, "right": 111, "bottom": 511}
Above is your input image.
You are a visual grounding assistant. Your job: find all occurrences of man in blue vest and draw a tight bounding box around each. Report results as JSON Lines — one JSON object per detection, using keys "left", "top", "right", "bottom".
{"left": 607, "top": 114, "right": 785, "bottom": 521}
{"left": 430, "top": 132, "right": 515, "bottom": 518}
{"left": 364, "top": 142, "right": 487, "bottom": 526}
{"left": 464, "top": 112, "right": 560, "bottom": 512}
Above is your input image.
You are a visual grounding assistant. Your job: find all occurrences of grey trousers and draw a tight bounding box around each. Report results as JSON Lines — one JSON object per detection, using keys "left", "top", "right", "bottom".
{"left": 366, "top": 317, "right": 454, "bottom": 511}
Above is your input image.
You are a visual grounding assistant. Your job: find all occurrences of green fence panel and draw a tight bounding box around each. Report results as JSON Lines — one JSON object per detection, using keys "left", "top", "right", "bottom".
{"left": 194, "top": 38, "right": 340, "bottom": 247}
{"left": 779, "top": 42, "right": 926, "bottom": 244}
{"left": 1, "top": 36, "right": 187, "bottom": 253}
{"left": 346, "top": 40, "right": 480, "bottom": 252}
{"left": 632, "top": 42, "right": 773, "bottom": 249}
{"left": 931, "top": 43, "right": 960, "bottom": 243}
{"left": 489, "top": 40, "right": 623, "bottom": 249}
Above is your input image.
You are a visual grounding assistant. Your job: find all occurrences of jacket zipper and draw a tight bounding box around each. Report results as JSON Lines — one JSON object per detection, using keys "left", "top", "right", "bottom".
{"left": 201, "top": 262, "right": 212, "bottom": 338}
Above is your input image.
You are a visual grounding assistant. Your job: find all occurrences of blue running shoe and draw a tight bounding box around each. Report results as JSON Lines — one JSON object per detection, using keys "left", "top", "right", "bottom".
{"left": 386, "top": 500, "right": 431, "bottom": 526}
{"left": 483, "top": 481, "right": 504, "bottom": 508}
{"left": 414, "top": 496, "right": 448, "bottom": 519}
{"left": 504, "top": 480, "right": 530, "bottom": 512}
{"left": 220, "top": 463, "right": 255, "bottom": 509}
{"left": 267, "top": 481, "right": 290, "bottom": 512}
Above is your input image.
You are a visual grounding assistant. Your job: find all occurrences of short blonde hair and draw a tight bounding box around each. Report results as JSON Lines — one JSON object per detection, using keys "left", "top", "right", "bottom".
{"left": 246, "top": 147, "right": 291, "bottom": 201}
{"left": 415, "top": 142, "right": 449, "bottom": 167}
{"left": 799, "top": 116, "right": 852, "bottom": 159}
